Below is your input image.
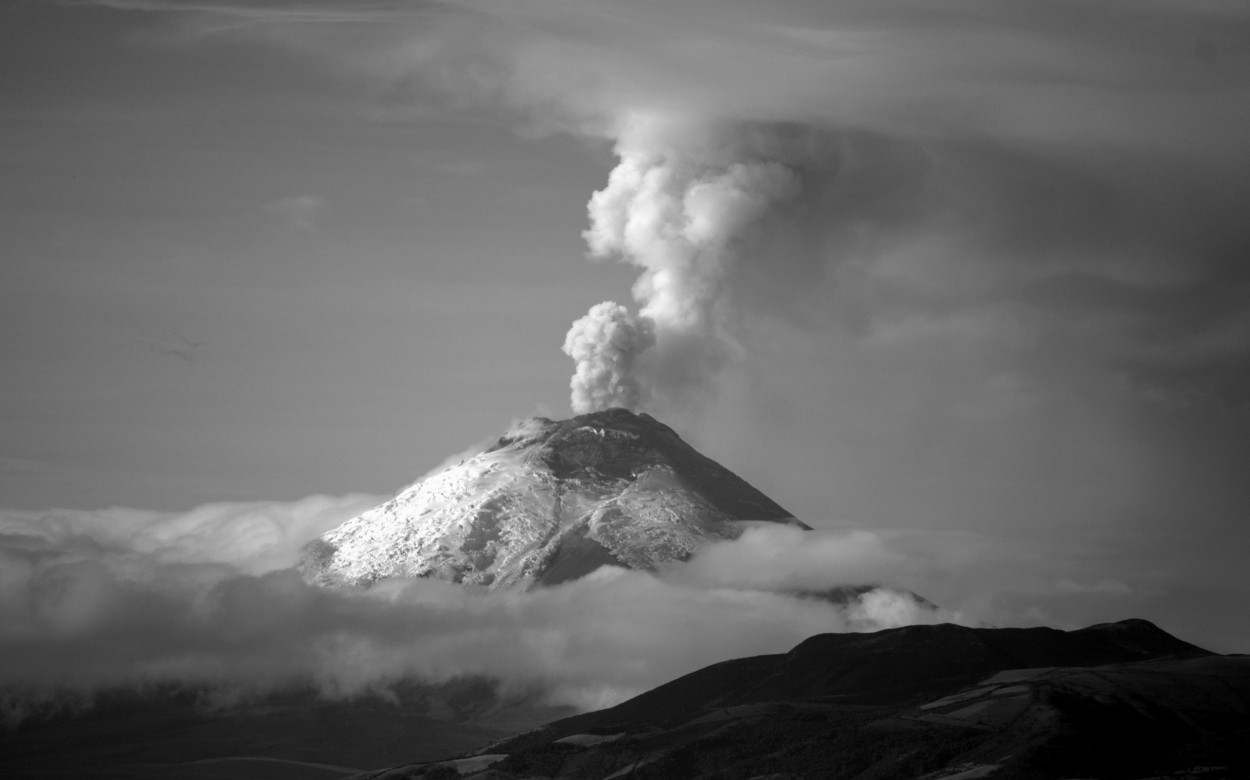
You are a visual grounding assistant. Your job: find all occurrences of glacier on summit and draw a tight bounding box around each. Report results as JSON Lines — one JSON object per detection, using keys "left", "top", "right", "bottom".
{"left": 299, "top": 408, "right": 809, "bottom": 590}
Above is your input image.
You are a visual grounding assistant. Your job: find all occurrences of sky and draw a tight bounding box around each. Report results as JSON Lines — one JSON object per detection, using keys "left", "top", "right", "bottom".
{"left": 2, "top": 0, "right": 1250, "bottom": 718}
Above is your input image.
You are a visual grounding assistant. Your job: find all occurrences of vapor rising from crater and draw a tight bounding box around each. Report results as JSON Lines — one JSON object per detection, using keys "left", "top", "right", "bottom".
{"left": 117, "top": 0, "right": 1250, "bottom": 423}
{"left": 563, "top": 301, "right": 655, "bottom": 413}
{"left": 566, "top": 119, "right": 807, "bottom": 413}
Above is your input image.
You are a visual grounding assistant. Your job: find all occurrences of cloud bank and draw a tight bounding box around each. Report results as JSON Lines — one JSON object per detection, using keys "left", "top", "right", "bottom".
{"left": 0, "top": 492, "right": 1192, "bottom": 726}
{"left": 1, "top": 498, "right": 958, "bottom": 724}
{"left": 4, "top": 492, "right": 1180, "bottom": 724}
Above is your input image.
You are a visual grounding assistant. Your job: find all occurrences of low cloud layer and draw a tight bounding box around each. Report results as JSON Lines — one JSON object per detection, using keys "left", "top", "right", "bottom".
{"left": 0, "top": 494, "right": 378, "bottom": 577}
{"left": 1, "top": 497, "right": 962, "bottom": 725}
{"left": 666, "top": 525, "right": 908, "bottom": 592}
{"left": 5, "top": 491, "right": 1192, "bottom": 726}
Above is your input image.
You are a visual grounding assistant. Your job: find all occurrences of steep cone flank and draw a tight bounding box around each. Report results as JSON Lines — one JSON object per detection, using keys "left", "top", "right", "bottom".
{"left": 300, "top": 409, "right": 808, "bottom": 590}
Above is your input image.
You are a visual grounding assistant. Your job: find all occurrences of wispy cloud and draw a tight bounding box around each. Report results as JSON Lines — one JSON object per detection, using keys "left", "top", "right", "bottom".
{"left": 70, "top": 0, "right": 432, "bottom": 23}
{"left": 121, "top": 0, "right": 1249, "bottom": 419}
{"left": 264, "top": 194, "right": 328, "bottom": 230}
{"left": 133, "top": 325, "right": 206, "bottom": 363}
{"left": 1050, "top": 578, "right": 1135, "bottom": 596}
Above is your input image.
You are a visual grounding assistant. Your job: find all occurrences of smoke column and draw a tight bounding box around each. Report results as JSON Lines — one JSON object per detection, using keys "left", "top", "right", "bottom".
{"left": 563, "top": 301, "right": 656, "bottom": 413}
{"left": 565, "top": 119, "right": 803, "bottom": 413}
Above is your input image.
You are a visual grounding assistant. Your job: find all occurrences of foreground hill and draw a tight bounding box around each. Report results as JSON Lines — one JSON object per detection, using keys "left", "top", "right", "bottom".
{"left": 360, "top": 619, "right": 1250, "bottom": 780}
{"left": 0, "top": 681, "right": 542, "bottom": 780}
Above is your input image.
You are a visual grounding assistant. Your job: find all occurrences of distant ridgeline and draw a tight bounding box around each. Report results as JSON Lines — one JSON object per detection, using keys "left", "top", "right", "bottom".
{"left": 363, "top": 619, "right": 1250, "bottom": 780}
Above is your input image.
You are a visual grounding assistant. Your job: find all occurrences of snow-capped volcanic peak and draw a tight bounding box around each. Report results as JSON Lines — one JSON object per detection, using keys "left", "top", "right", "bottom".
{"left": 300, "top": 408, "right": 808, "bottom": 590}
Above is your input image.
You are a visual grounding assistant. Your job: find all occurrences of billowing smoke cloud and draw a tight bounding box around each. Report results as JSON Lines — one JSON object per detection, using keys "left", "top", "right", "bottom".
{"left": 0, "top": 500, "right": 965, "bottom": 725}
{"left": 562, "top": 301, "right": 655, "bottom": 413}
{"left": 569, "top": 120, "right": 804, "bottom": 411}
{"left": 444, "top": 0, "right": 1249, "bottom": 420}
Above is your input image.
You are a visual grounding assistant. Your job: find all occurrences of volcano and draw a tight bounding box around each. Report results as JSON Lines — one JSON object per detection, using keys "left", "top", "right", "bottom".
{"left": 300, "top": 408, "right": 809, "bottom": 590}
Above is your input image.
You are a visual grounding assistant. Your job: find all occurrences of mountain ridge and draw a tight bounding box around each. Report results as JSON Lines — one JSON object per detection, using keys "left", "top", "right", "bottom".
{"left": 300, "top": 408, "right": 809, "bottom": 590}
{"left": 498, "top": 618, "right": 1213, "bottom": 741}
{"left": 359, "top": 619, "right": 1249, "bottom": 780}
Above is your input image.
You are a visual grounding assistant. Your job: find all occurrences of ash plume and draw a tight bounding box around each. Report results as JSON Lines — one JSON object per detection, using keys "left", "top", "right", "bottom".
{"left": 567, "top": 119, "right": 804, "bottom": 413}
{"left": 563, "top": 301, "right": 655, "bottom": 414}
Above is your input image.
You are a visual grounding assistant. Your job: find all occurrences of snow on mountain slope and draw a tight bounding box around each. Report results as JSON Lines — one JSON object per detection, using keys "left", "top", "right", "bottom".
{"left": 299, "top": 408, "right": 809, "bottom": 590}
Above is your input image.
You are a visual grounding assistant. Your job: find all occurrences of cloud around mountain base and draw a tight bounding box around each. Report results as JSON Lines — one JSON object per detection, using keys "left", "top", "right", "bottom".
{"left": 1, "top": 497, "right": 958, "bottom": 724}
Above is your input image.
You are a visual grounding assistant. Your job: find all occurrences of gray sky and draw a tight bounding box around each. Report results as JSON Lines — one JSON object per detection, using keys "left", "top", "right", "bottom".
{"left": 2, "top": 0, "right": 1249, "bottom": 657}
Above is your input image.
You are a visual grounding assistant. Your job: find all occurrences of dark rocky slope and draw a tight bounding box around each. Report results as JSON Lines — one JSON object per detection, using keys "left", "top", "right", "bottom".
{"left": 362, "top": 619, "right": 1250, "bottom": 780}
